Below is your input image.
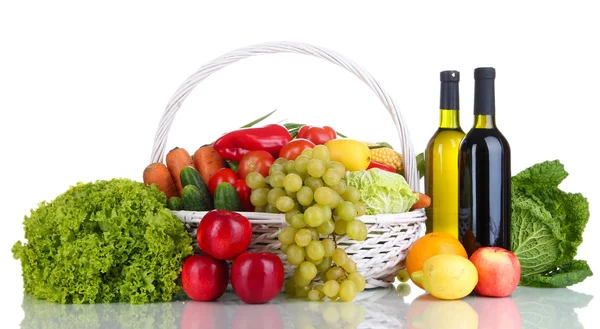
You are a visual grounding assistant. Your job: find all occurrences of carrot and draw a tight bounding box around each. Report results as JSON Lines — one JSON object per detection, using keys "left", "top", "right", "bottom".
{"left": 410, "top": 192, "right": 432, "bottom": 211}
{"left": 143, "top": 162, "right": 179, "bottom": 198}
{"left": 193, "top": 145, "right": 225, "bottom": 185}
{"left": 166, "top": 147, "right": 195, "bottom": 195}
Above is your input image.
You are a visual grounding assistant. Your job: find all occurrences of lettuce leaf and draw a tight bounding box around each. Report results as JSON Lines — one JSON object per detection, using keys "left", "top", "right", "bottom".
{"left": 345, "top": 168, "right": 418, "bottom": 215}
{"left": 511, "top": 160, "right": 592, "bottom": 287}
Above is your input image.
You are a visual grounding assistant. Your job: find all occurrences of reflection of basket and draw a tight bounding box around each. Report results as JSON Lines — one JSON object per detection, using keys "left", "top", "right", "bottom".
{"left": 149, "top": 41, "right": 426, "bottom": 289}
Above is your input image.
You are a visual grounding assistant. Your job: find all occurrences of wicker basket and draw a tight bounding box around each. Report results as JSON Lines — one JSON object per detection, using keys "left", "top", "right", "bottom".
{"left": 149, "top": 41, "right": 426, "bottom": 289}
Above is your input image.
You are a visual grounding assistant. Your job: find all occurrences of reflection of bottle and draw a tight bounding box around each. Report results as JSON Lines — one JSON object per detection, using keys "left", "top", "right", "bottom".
{"left": 459, "top": 67, "right": 511, "bottom": 257}
{"left": 425, "top": 70, "right": 465, "bottom": 238}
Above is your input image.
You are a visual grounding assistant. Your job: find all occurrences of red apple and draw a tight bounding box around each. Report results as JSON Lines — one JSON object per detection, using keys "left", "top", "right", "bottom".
{"left": 231, "top": 252, "right": 285, "bottom": 304}
{"left": 181, "top": 254, "right": 229, "bottom": 301}
{"left": 469, "top": 247, "right": 521, "bottom": 297}
{"left": 197, "top": 209, "right": 253, "bottom": 260}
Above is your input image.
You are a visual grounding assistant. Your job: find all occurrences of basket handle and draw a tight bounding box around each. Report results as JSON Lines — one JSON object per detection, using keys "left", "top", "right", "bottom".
{"left": 150, "top": 41, "right": 420, "bottom": 191}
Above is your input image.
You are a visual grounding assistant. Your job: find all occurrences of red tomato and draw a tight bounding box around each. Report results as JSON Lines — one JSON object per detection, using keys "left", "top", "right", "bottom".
{"left": 197, "top": 209, "right": 253, "bottom": 260}
{"left": 181, "top": 255, "right": 229, "bottom": 302}
{"left": 208, "top": 168, "right": 238, "bottom": 195}
{"left": 231, "top": 252, "right": 285, "bottom": 304}
{"left": 297, "top": 125, "right": 337, "bottom": 145}
{"left": 234, "top": 179, "right": 254, "bottom": 212}
{"left": 238, "top": 150, "right": 275, "bottom": 180}
{"left": 278, "top": 138, "right": 315, "bottom": 160}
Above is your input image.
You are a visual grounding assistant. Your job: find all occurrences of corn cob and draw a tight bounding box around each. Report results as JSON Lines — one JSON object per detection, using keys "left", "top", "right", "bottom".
{"left": 363, "top": 142, "right": 403, "bottom": 172}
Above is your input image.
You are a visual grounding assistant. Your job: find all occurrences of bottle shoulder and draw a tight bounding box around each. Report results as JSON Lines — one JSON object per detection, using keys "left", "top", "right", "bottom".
{"left": 427, "top": 129, "right": 465, "bottom": 150}
{"left": 460, "top": 128, "right": 511, "bottom": 152}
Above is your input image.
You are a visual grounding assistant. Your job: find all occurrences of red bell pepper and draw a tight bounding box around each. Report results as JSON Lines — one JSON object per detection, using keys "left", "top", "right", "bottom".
{"left": 367, "top": 161, "right": 397, "bottom": 173}
{"left": 297, "top": 125, "right": 337, "bottom": 145}
{"left": 213, "top": 124, "right": 292, "bottom": 162}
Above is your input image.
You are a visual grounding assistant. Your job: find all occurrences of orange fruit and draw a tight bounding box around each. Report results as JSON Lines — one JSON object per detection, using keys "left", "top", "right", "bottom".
{"left": 405, "top": 232, "right": 468, "bottom": 289}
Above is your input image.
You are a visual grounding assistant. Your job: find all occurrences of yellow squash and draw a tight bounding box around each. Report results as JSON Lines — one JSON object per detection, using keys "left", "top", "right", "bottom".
{"left": 324, "top": 139, "right": 371, "bottom": 171}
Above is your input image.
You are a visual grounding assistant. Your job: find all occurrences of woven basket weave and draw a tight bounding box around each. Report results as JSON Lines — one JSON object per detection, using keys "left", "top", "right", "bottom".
{"left": 150, "top": 41, "right": 426, "bottom": 289}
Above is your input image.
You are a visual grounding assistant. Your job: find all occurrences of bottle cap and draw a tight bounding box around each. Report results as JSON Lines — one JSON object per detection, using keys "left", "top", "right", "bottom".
{"left": 474, "top": 67, "right": 496, "bottom": 80}
{"left": 440, "top": 70, "right": 460, "bottom": 82}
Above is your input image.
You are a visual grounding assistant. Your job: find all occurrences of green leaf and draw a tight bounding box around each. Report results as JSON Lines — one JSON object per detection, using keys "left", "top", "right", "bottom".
{"left": 416, "top": 152, "right": 425, "bottom": 179}
{"left": 240, "top": 109, "right": 277, "bottom": 128}
{"left": 519, "top": 260, "right": 593, "bottom": 288}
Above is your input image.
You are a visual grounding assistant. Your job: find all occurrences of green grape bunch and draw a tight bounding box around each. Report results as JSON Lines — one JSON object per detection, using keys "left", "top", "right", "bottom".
{"left": 245, "top": 145, "right": 369, "bottom": 302}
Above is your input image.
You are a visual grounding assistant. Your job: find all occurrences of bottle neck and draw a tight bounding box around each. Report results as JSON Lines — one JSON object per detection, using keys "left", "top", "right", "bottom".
{"left": 439, "top": 109, "right": 461, "bottom": 128}
{"left": 474, "top": 114, "right": 496, "bottom": 128}
{"left": 474, "top": 77, "right": 495, "bottom": 116}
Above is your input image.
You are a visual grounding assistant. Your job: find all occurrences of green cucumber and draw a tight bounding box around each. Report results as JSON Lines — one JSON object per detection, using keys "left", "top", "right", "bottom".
{"left": 182, "top": 185, "right": 211, "bottom": 211}
{"left": 180, "top": 166, "right": 213, "bottom": 210}
{"left": 167, "top": 197, "right": 184, "bottom": 210}
{"left": 214, "top": 182, "right": 242, "bottom": 211}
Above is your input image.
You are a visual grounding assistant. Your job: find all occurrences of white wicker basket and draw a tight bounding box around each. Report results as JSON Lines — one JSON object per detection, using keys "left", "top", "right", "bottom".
{"left": 149, "top": 41, "right": 426, "bottom": 289}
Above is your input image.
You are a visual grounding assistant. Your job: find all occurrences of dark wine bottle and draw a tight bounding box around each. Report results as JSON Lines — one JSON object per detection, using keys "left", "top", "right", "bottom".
{"left": 458, "top": 67, "right": 511, "bottom": 257}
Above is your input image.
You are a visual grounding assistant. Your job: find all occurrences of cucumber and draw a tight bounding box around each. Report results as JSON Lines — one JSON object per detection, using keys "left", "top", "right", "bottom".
{"left": 167, "top": 197, "right": 184, "bottom": 210}
{"left": 214, "top": 182, "right": 242, "bottom": 211}
{"left": 180, "top": 166, "right": 213, "bottom": 210}
{"left": 182, "top": 185, "right": 211, "bottom": 211}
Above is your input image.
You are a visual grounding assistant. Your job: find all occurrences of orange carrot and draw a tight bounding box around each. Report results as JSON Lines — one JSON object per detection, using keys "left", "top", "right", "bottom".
{"left": 143, "top": 162, "right": 179, "bottom": 198}
{"left": 410, "top": 192, "right": 432, "bottom": 211}
{"left": 193, "top": 145, "right": 225, "bottom": 185}
{"left": 166, "top": 147, "right": 195, "bottom": 195}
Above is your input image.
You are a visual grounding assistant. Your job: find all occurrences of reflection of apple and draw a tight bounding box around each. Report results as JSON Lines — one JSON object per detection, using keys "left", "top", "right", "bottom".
{"left": 406, "top": 294, "right": 478, "bottom": 329}
{"left": 469, "top": 247, "right": 521, "bottom": 297}
{"left": 180, "top": 300, "right": 229, "bottom": 329}
{"left": 231, "top": 304, "right": 283, "bottom": 329}
{"left": 470, "top": 296, "right": 521, "bottom": 329}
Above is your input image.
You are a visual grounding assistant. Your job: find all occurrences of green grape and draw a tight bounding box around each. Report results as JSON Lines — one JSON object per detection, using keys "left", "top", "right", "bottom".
{"left": 301, "top": 148, "right": 313, "bottom": 158}
{"left": 335, "top": 201, "right": 357, "bottom": 221}
{"left": 346, "top": 220, "right": 368, "bottom": 241}
{"left": 322, "top": 280, "right": 340, "bottom": 297}
{"left": 311, "top": 145, "right": 331, "bottom": 162}
{"left": 299, "top": 261, "right": 318, "bottom": 280}
{"left": 308, "top": 289, "right": 322, "bottom": 301}
{"left": 342, "top": 259, "right": 357, "bottom": 274}
{"left": 319, "top": 271, "right": 328, "bottom": 283}
{"left": 353, "top": 202, "right": 367, "bottom": 217}
{"left": 322, "top": 304, "right": 340, "bottom": 324}
{"left": 296, "top": 186, "right": 314, "bottom": 206}
{"left": 316, "top": 219, "right": 335, "bottom": 235}
{"left": 332, "top": 248, "right": 348, "bottom": 266}
{"left": 334, "top": 219, "right": 347, "bottom": 235}
{"left": 307, "top": 254, "right": 323, "bottom": 265}
{"left": 276, "top": 196, "right": 295, "bottom": 212}
{"left": 285, "top": 189, "right": 297, "bottom": 199}
{"left": 315, "top": 257, "right": 332, "bottom": 273}
{"left": 269, "top": 163, "right": 285, "bottom": 175}
{"left": 286, "top": 244, "right": 306, "bottom": 266}
{"left": 396, "top": 283, "right": 412, "bottom": 297}
{"left": 284, "top": 279, "right": 297, "bottom": 296}
{"left": 306, "top": 240, "right": 325, "bottom": 260}
{"left": 314, "top": 186, "right": 335, "bottom": 205}
{"left": 321, "top": 239, "right": 335, "bottom": 257}
{"left": 326, "top": 266, "right": 346, "bottom": 281}
{"left": 295, "top": 228, "right": 312, "bottom": 247}
{"left": 341, "top": 186, "right": 361, "bottom": 203}
{"left": 274, "top": 157, "right": 288, "bottom": 166}
{"left": 316, "top": 204, "right": 332, "bottom": 221}
{"left": 250, "top": 188, "right": 270, "bottom": 207}
{"left": 396, "top": 269, "right": 410, "bottom": 283}
{"left": 338, "top": 280, "right": 357, "bottom": 302}
{"left": 283, "top": 173, "right": 303, "bottom": 192}
{"left": 280, "top": 244, "right": 290, "bottom": 253}
{"left": 284, "top": 160, "right": 296, "bottom": 173}
{"left": 304, "top": 206, "right": 325, "bottom": 227}
{"left": 267, "top": 187, "right": 286, "bottom": 206}
{"left": 348, "top": 272, "right": 366, "bottom": 292}
{"left": 308, "top": 227, "right": 320, "bottom": 241}
{"left": 314, "top": 284, "right": 325, "bottom": 295}
{"left": 328, "top": 294, "right": 339, "bottom": 301}
{"left": 322, "top": 168, "right": 342, "bottom": 187}
{"left": 290, "top": 213, "right": 307, "bottom": 229}
{"left": 296, "top": 284, "right": 311, "bottom": 298}
{"left": 327, "top": 160, "right": 346, "bottom": 177}
{"left": 265, "top": 203, "right": 281, "bottom": 213}
{"left": 328, "top": 194, "right": 342, "bottom": 210}
{"left": 304, "top": 176, "right": 325, "bottom": 191}
{"left": 285, "top": 210, "right": 300, "bottom": 224}
{"left": 278, "top": 226, "right": 298, "bottom": 245}
{"left": 332, "top": 180, "right": 347, "bottom": 195}
{"left": 245, "top": 172, "right": 266, "bottom": 189}
{"left": 254, "top": 205, "right": 267, "bottom": 212}
{"left": 307, "top": 158, "right": 326, "bottom": 178}
{"left": 269, "top": 171, "right": 286, "bottom": 188}
{"left": 294, "top": 155, "right": 310, "bottom": 173}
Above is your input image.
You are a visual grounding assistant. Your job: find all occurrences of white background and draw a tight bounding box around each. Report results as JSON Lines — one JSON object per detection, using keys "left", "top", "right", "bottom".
{"left": 1, "top": 1, "right": 598, "bottom": 328}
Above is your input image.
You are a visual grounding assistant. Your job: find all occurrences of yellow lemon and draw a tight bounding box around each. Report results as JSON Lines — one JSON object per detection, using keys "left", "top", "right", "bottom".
{"left": 410, "top": 254, "right": 478, "bottom": 300}
{"left": 324, "top": 139, "right": 371, "bottom": 171}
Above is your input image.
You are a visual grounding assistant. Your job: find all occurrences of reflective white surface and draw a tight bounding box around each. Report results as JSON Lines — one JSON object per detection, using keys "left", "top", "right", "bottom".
{"left": 16, "top": 281, "right": 594, "bottom": 329}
